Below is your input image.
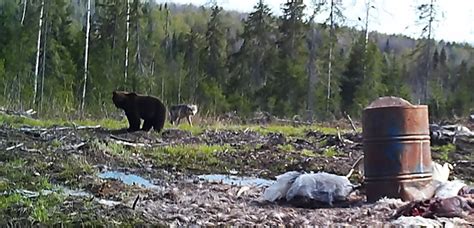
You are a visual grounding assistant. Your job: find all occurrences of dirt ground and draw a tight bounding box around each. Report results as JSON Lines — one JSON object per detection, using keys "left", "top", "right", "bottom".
{"left": 0, "top": 120, "right": 473, "bottom": 226}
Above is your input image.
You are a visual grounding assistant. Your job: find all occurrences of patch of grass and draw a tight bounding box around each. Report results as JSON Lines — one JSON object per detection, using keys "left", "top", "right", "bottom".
{"left": 0, "top": 158, "right": 70, "bottom": 225}
{"left": 301, "top": 149, "right": 316, "bottom": 157}
{"left": 73, "top": 118, "right": 127, "bottom": 129}
{"left": 164, "top": 122, "right": 342, "bottom": 137}
{"left": 0, "top": 159, "right": 37, "bottom": 191}
{"left": 432, "top": 143, "right": 456, "bottom": 161}
{"left": 0, "top": 113, "right": 127, "bottom": 129}
{"left": 147, "top": 144, "right": 233, "bottom": 171}
{"left": 93, "top": 140, "right": 129, "bottom": 157}
{"left": 323, "top": 147, "right": 340, "bottom": 157}
{"left": 0, "top": 113, "right": 62, "bottom": 128}
{"left": 277, "top": 144, "right": 295, "bottom": 152}
{"left": 253, "top": 125, "right": 307, "bottom": 136}
{"left": 215, "top": 124, "right": 341, "bottom": 137}
{"left": 176, "top": 123, "right": 206, "bottom": 135}
{"left": 313, "top": 126, "right": 341, "bottom": 135}
{"left": 51, "top": 139, "right": 62, "bottom": 149}
{"left": 57, "top": 156, "right": 94, "bottom": 185}
{"left": 0, "top": 158, "right": 56, "bottom": 193}
{"left": 0, "top": 193, "right": 27, "bottom": 210}
{"left": 1, "top": 112, "right": 343, "bottom": 138}
{"left": 0, "top": 192, "right": 66, "bottom": 225}
{"left": 91, "top": 140, "right": 137, "bottom": 166}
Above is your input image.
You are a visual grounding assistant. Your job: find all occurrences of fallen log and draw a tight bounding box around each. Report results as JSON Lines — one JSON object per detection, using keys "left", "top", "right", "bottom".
{"left": 6, "top": 143, "right": 24, "bottom": 151}
{"left": 430, "top": 124, "right": 474, "bottom": 145}
{"left": 109, "top": 135, "right": 152, "bottom": 148}
{"left": 0, "top": 108, "right": 37, "bottom": 118}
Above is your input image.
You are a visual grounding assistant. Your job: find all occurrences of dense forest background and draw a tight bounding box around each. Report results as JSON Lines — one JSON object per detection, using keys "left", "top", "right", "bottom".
{"left": 0, "top": 0, "right": 473, "bottom": 121}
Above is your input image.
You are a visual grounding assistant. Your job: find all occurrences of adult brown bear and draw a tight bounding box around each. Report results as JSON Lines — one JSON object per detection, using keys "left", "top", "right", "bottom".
{"left": 112, "top": 91, "right": 167, "bottom": 132}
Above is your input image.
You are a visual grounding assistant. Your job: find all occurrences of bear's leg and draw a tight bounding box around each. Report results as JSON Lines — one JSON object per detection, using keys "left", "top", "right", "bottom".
{"left": 142, "top": 119, "right": 153, "bottom": 131}
{"left": 152, "top": 117, "right": 165, "bottom": 133}
{"left": 126, "top": 112, "right": 141, "bottom": 132}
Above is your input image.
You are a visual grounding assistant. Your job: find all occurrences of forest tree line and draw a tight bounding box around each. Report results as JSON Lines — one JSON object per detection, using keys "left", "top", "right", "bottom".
{"left": 0, "top": 0, "right": 473, "bottom": 121}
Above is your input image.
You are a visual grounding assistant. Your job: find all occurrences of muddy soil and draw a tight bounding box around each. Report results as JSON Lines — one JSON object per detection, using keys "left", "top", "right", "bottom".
{"left": 0, "top": 123, "right": 472, "bottom": 226}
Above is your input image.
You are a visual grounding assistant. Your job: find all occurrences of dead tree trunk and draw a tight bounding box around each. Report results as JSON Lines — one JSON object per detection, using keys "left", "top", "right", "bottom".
{"left": 424, "top": 0, "right": 435, "bottom": 103}
{"left": 81, "top": 0, "right": 92, "bottom": 114}
{"left": 33, "top": 0, "right": 45, "bottom": 106}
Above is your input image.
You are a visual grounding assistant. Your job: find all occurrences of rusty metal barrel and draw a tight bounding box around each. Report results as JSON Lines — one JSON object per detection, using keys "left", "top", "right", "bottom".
{"left": 362, "top": 97, "right": 433, "bottom": 202}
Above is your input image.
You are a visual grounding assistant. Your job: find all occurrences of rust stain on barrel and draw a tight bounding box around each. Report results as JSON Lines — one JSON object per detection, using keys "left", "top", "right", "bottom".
{"left": 362, "top": 97, "right": 433, "bottom": 202}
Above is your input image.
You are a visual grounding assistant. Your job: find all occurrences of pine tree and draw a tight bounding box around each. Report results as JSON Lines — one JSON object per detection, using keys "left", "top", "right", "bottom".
{"left": 352, "top": 41, "right": 384, "bottom": 116}
{"left": 381, "top": 52, "right": 411, "bottom": 100}
{"left": 340, "top": 34, "right": 365, "bottom": 115}
{"left": 227, "top": 0, "right": 277, "bottom": 114}
{"left": 88, "top": 0, "right": 127, "bottom": 113}
{"left": 450, "top": 61, "right": 473, "bottom": 115}
{"left": 204, "top": 5, "right": 226, "bottom": 84}
{"left": 183, "top": 27, "right": 205, "bottom": 103}
{"left": 42, "top": 0, "right": 80, "bottom": 113}
{"left": 200, "top": 4, "right": 229, "bottom": 114}
{"left": 268, "top": 0, "right": 307, "bottom": 116}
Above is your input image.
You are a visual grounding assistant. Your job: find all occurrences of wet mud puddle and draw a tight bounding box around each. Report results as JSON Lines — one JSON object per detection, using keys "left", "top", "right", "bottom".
{"left": 98, "top": 171, "right": 159, "bottom": 189}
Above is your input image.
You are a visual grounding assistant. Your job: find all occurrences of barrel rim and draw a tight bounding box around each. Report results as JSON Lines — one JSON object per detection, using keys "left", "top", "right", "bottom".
{"left": 362, "top": 136, "right": 431, "bottom": 143}
{"left": 363, "top": 104, "right": 428, "bottom": 111}
{"left": 365, "top": 174, "right": 432, "bottom": 182}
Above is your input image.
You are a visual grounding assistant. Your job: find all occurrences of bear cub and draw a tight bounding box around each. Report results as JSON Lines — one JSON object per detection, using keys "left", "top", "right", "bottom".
{"left": 112, "top": 91, "right": 167, "bottom": 133}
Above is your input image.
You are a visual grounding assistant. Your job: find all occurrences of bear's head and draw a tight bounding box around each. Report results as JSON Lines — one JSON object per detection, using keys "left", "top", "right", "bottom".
{"left": 112, "top": 91, "right": 137, "bottom": 109}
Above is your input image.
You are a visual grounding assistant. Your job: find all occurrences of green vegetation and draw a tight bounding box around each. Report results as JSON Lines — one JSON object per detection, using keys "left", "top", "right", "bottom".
{"left": 0, "top": 158, "right": 67, "bottom": 225}
{"left": 92, "top": 140, "right": 130, "bottom": 157}
{"left": 277, "top": 144, "right": 295, "bottom": 152}
{"left": 323, "top": 147, "right": 340, "bottom": 157}
{"left": 0, "top": 193, "right": 63, "bottom": 224}
{"left": 172, "top": 123, "right": 341, "bottom": 137}
{"left": 56, "top": 156, "right": 95, "bottom": 186}
{"left": 145, "top": 144, "right": 233, "bottom": 172}
{"left": 0, "top": 113, "right": 127, "bottom": 129}
{"left": 0, "top": 159, "right": 51, "bottom": 192}
{"left": 1, "top": 0, "right": 472, "bottom": 121}
{"left": 432, "top": 143, "right": 456, "bottom": 161}
{"left": 172, "top": 123, "right": 207, "bottom": 135}
{"left": 301, "top": 149, "right": 316, "bottom": 157}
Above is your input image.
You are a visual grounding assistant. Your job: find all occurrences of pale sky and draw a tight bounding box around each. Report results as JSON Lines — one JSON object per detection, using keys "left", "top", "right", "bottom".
{"left": 157, "top": 0, "right": 474, "bottom": 44}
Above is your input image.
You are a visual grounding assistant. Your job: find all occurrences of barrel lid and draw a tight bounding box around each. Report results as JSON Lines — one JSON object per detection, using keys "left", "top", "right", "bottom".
{"left": 364, "top": 96, "right": 425, "bottom": 110}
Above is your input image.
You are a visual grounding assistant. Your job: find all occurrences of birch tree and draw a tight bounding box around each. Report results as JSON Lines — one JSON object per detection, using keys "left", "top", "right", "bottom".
{"left": 21, "top": 0, "right": 27, "bottom": 25}
{"left": 81, "top": 0, "right": 92, "bottom": 113}
{"left": 33, "top": 0, "right": 45, "bottom": 106}
{"left": 124, "top": 0, "right": 131, "bottom": 85}
{"left": 158, "top": 3, "right": 171, "bottom": 100}
{"left": 319, "top": 0, "right": 344, "bottom": 112}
